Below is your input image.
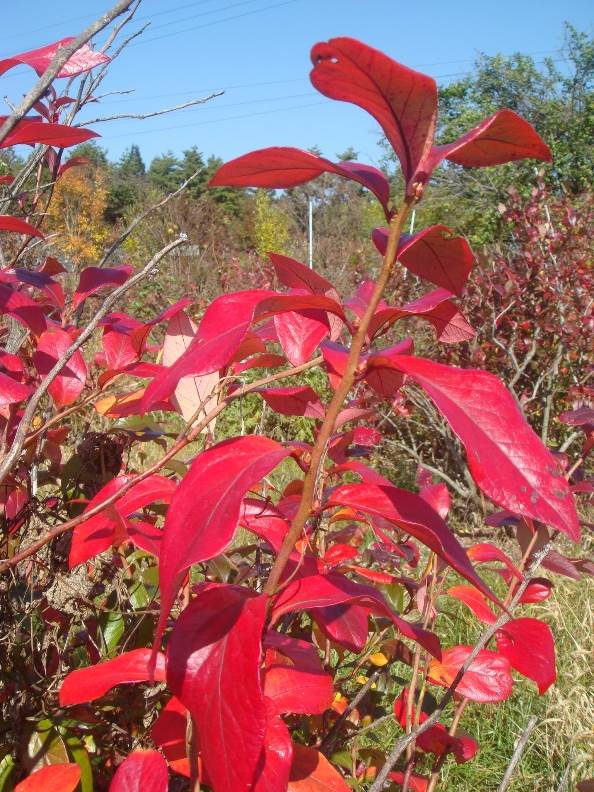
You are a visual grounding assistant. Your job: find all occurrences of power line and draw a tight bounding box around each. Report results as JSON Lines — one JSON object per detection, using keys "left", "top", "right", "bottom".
{"left": 104, "top": 99, "right": 327, "bottom": 138}
{"left": 128, "top": 0, "right": 303, "bottom": 47}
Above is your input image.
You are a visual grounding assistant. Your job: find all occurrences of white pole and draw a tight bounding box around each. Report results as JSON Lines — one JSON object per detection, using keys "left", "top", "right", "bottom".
{"left": 308, "top": 198, "right": 313, "bottom": 268}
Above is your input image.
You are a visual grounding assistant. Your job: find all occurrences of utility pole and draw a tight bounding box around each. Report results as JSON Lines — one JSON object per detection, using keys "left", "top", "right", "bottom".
{"left": 308, "top": 197, "right": 313, "bottom": 268}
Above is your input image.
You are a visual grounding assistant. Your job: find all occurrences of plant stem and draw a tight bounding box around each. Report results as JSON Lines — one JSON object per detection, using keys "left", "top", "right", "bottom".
{"left": 263, "top": 199, "right": 414, "bottom": 596}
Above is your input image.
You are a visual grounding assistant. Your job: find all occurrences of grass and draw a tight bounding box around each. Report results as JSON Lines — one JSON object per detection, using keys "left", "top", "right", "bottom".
{"left": 369, "top": 561, "right": 594, "bottom": 791}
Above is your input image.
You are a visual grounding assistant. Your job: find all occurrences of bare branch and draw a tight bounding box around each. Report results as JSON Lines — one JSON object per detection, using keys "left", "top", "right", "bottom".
{"left": 79, "top": 92, "right": 223, "bottom": 125}
{"left": 0, "top": 236, "right": 188, "bottom": 486}
{"left": 0, "top": 0, "right": 135, "bottom": 146}
{"left": 497, "top": 715, "right": 539, "bottom": 792}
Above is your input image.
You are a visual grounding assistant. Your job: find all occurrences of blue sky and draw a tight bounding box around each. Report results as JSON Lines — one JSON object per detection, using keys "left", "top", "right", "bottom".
{"left": 2, "top": 0, "right": 593, "bottom": 167}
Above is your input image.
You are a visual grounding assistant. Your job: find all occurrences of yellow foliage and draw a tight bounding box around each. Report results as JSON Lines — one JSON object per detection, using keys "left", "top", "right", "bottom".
{"left": 253, "top": 189, "right": 289, "bottom": 257}
{"left": 48, "top": 168, "right": 109, "bottom": 266}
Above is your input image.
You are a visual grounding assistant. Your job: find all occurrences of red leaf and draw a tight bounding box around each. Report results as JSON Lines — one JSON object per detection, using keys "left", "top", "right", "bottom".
{"left": 328, "top": 482, "right": 498, "bottom": 605}
{"left": 0, "top": 117, "right": 99, "bottom": 149}
{"left": 288, "top": 744, "right": 350, "bottom": 791}
{"left": 268, "top": 253, "right": 340, "bottom": 306}
{"left": 314, "top": 603, "right": 370, "bottom": 653}
{"left": 272, "top": 572, "right": 440, "bottom": 658}
{"left": 264, "top": 633, "right": 334, "bottom": 715}
{"left": 254, "top": 705, "right": 293, "bottom": 792}
{"left": 0, "top": 38, "right": 109, "bottom": 78}
{"left": 162, "top": 309, "right": 219, "bottom": 426}
{"left": 369, "top": 288, "right": 475, "bottom": 344}
{"left": 496, "top": 617, "right": 556, "bottom": 694}
{"left": 310, "top": 38, "right": 436, "bottom": 187}
{"left": 448, "top": 585, "right": 496, "bottom": 624}
{"left": 73, "top": 266, "right": 133, "bottom": 309}
{"left": 141, "top": 290, "right": 273, "bottom": 413}
{"left": 59, "top": 649, "right": 166, "bottom": 706}
{"left": 0, "top": 215, "right": 44, "bottom": 238}
{"left": 373, "top": 225, "right": 474, "bottom": 296}
{"left": 150, "top": 696, "right": 190, "bottom": 777}
{"left": 430, "top": 109, "right": 551, "bottom": 169}
{"left": 109, "top": 750, "right": 168, "bottom": 792}
{"left": 34, "top": 328, "right": 87, "bottom": 406}
{"left": 0, "top": 284, "right": 47, "bottom": 336}
{"left": 57, "top": 156, "right": 90, "bottom": 177}
{"left": 102, "top": 329, "right": 140, "bottom": 372}
{"left": 167, "top": 586, "right": 268, "bottom": 792}
{"left": 467, "top": 543, "right": 522, "bottom": 580}
{"left": 15, "top": 764, "right": 80, "bottom": 792}
{"left": 386, "top": 356, "right": 579, "bottom": 540}
{"left": 257, "top": 386, "right": 325, "bottom": 419}
{"left": 428, "top": 645, "right": 513, "bottom": 702}
{"left": 274, "top": 304, "right": 330, "bottom": 366}
{"left": 518, "top": 578, "right": 553, "bottom": 603}
{"left": 388, "top": 771, "right": 429, "bottom": 791}
{"left": 210, "top": 147, "right": 391, "bottom": 214}
{"left": 156, "top": 436, "right": 291, "bottom": 646}
{"left": 0, "top": 372, "right": 32, "bottom": 406}
{"left": 69, "top": 475, "right": 176, "bottom": 567}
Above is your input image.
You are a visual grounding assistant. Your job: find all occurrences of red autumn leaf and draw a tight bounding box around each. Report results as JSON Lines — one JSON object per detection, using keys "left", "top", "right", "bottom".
{"left": 73, "top": 266, "right": 133, "bottom": 309}
{"left": 274, "top": 303, "right": 331, "bottom": 366}
{"left": 167, "top": 586, "right": 269, "bottom": 792}
{"left": 101, "top": 328, "right": 140, "bottom": 372}
{"left": 0, "top": 215, "right": 44, "bottom": 238}
{"left": 448, "top": 585, "right": 497, "bottom": 625}
{"left": 108, "top": 750, "right": 168, "bottom": 792}
{"left": 428, "top": 645, "right": 513, "bottom": 702}
{"left": 130, "top": 297, "right": 192, "bottom": 355}
{"left": 59, "top": 649, "right": 166, "bottom": 706}
{"left": 0, "top": 284, "right": 47, "bottom": 336}
{"left": 0, "top": 372, "right": 32, "bottom": 406}
{"left": 288, "top": 744, "right": 350, "bottom": 791}
{"left": 310, "top": 38, "right": 436, "bottom": 187}
{"left": 272, "top": 572, "right": 440, "bottom": 658}
{"left": 34, "top": 328, "right": 87, "bottom": 406}
{"left": 0, "top": 38, "right": 109, "bottom": 78}
{"left": 141, "top": 289, "right": 274, "bottom": 412}
{"left": 57, "top": 156, "right": 91, "bottom": 177}
{"left": 466, "top": 542, "right": 522, "bottom": 579}
{"left": 418, "top": 480, "right": 450, "bottom": 520}
{"left": 68, "top": 475, "right": 176, "bottom": 567}
{"left": 0, "top": 117, "right": 99, "bottom": 149}
{"left": 253, "top": 705, "right": 293, "bottom": 792}
{"left": 15, "top": 764, "right": 80, "bottom": 792}
{"left": 264, "top": 633, "right": 334, "bottom": 715}
{"left": 368, "top": 288, "right": 475, "bottom": 344}
{"left": 150, "top": 696, "right": 190, "bottom": 777}
{"left": 210, "top": 147, "right": 391, "bottom": 214}
{"left": 328, "top": 482, "right": 498, "bottom": 604}
{"left": 430, "top": 109, "right": 551, "bottom": 169}
{"left": 156, "top": 436, "right": 291, "bottom": 646}
{"left": 269, "top": 252, "right": 337, "bottom": 297}
{"left": 388, "top": 771, "right": 429, "bottom": 791}
{"left": 323, "top": 543, "right": 359, "bottom": 566}
{"left": 162, "top": 309, "right": 220, "bottom": 426}
{"left": 314, "top": 602, "right": 370, "bottom": 653}
{"left": 518, "top": 578, "right": 553, "bottom": 603}
{"left": 239, "top": 499, "right": 291, "bottom": 554}
{"left": 385, "top": 356, "right": 580, "bottom": 540}
{"left": 496, "top": 617, "right": 556, "bottom": 694}
{"left": 373, "top": 225, "right": 475, "bottom": 296}
{"left": 256, "top": 386, "right": 325, "bottom": 419}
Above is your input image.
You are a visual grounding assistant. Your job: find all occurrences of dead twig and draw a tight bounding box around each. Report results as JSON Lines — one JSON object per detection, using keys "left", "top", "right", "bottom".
{"left": 79, "top": 92, "right": 222, "bottom": 125}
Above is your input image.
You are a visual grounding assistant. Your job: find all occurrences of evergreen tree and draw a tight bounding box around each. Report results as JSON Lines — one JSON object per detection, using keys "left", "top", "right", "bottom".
{"left": 118, "top": 144, "right": 145, "bottom": 178}
{"left": 148, "top": 152, "right": 181, "bottom": 193}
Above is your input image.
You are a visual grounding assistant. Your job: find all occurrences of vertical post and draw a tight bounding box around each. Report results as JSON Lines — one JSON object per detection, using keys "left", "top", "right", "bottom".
{"left": 308, "top": 197, "right": 313, "bottom": 269}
